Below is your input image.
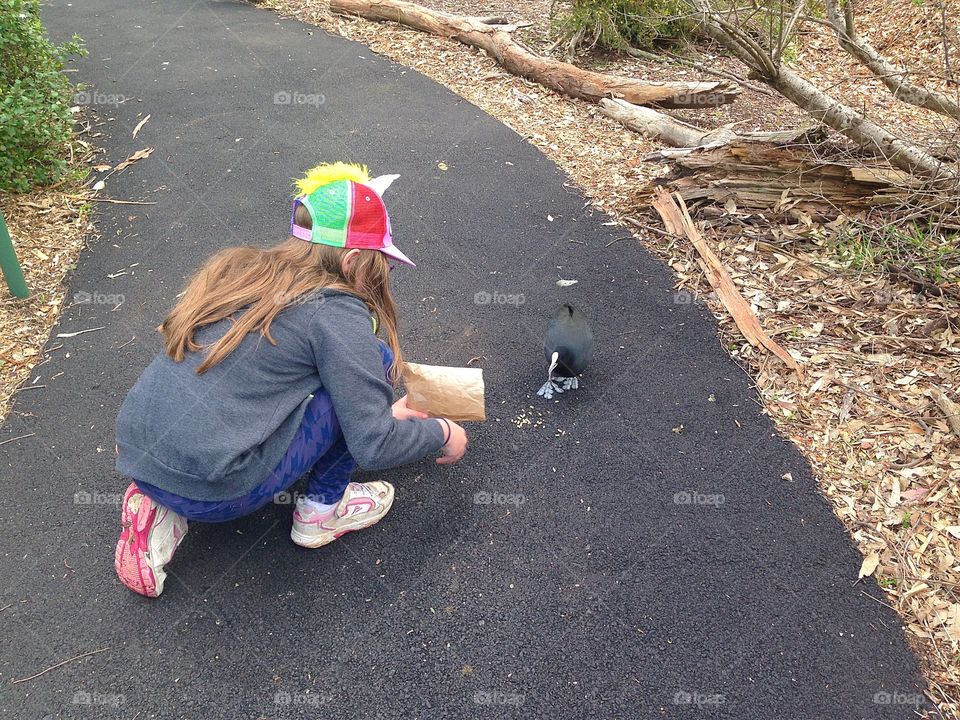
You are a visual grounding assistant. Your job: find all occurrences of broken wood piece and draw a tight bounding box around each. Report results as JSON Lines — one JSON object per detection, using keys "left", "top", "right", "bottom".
{"left": 651, "top": 187, "right": 802, "bottom": 374}
{"left": 329, "top": 0, "right": 739, "bottom": 108}
{"left": 641, "top": 138, "right": 935, "bottom": 221}
{"left": 598, "top": 100, "right": 915, "bottom": 220}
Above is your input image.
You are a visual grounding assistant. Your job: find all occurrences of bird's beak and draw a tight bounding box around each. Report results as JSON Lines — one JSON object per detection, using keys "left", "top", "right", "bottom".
{"left": 547, "top": 351, "right": 559, "bottom": 380}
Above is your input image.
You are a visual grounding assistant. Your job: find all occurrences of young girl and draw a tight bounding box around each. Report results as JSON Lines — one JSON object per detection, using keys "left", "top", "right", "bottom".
{"left": 114, "top": 162, "right": 468, "bottom": 598}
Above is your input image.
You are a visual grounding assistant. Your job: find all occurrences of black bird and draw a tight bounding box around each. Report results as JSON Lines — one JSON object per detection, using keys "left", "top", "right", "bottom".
{"left": 537, "top": 304, "right": 594, "bottom": 400}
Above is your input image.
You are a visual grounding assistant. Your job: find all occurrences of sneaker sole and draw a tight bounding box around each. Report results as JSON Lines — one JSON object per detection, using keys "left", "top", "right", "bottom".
{"left": 290, "top": 493, "right": 395, "bottom": 549}
{"left": 115, "top": 485, "right": 187, "bottom": 597}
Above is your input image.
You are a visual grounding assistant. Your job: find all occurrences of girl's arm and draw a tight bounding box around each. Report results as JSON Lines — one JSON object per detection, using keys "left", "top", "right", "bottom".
{"left": 308, "top": 296, "right": 447, "bottom": 470}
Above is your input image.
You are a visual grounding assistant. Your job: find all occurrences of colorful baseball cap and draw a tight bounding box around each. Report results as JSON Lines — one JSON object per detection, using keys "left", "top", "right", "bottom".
{"left": 290, "top": 162, "right": 415, "bottom": 267}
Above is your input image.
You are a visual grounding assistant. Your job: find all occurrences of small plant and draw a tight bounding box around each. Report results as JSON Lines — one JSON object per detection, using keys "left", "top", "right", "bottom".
{"left": 0, "top": 0, "right": 85, "bottom": 193}
{"left": 552, "top": 0, "right": 692, "bottom": 56}
{"left": 833, "top": 222, "right": 960, "bottom": 288}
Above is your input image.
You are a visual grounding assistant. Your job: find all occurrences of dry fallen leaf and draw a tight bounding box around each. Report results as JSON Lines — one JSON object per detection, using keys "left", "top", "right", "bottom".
{"left": 114, "top": 147, "right": 154, "bottom": 172}
{"left": 132, "top": 114, "right": 151, "bottom": 138}
{"left": 858, "top": 552, "right": 880, "bottom": 579}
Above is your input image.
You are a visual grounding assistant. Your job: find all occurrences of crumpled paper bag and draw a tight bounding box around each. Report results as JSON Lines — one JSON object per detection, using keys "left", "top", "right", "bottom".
{"left": 402, "top": 362, "right": 486, "bottom": 422}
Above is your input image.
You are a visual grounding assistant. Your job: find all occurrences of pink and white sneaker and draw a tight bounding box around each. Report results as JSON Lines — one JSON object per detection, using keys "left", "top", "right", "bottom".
{"left": 114, "top": 482, "right": 188, "bottom": 597}
{"left": 290, "top": 481, "right": 395, "bottom": 549}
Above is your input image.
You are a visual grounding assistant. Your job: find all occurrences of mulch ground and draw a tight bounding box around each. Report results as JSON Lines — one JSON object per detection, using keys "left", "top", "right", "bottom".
{"left": 0, "top": 118, "right": 98, "bottom": 425}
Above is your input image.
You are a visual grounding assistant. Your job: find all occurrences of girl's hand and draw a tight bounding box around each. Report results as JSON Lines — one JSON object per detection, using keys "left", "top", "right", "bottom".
{"left": 436, "top": 419, "right": 467, "bottom": 465}
{"left": 392, "top": 395, "right": 429, "bottom": 421}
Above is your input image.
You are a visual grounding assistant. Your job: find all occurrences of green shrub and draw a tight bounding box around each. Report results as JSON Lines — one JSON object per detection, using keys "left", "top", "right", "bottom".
{"left": 553, "top": 0, "right": 691, "bottom": 54}
{"left": 0, "top": 0, "right": 84, "bottom": 193}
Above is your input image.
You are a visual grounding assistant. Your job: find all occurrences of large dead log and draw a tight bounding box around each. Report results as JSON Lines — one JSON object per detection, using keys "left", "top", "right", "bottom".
{"left": 644, "top": 140, "right": 924, "bottom": 220}
{"left": 599, "top": 98, "right": 956, "bottom": 222}
{"left": 328, "top": 0, "right": 739, "bottom": 108}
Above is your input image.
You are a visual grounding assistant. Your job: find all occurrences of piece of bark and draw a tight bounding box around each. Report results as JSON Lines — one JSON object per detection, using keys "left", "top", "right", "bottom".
{"left": 651, "top": 187, "right": 802, "bottom": 374}
{"left": 932, "top": 387, "right": 960, "bottom": 439}
{"left": 329, "top": 0, "right": 739, "bottom": 108}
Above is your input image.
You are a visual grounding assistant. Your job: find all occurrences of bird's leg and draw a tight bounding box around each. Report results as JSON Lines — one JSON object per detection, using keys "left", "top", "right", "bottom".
{"left": 559, "top": 376, "right": 580, "bottom": 391}
{"left": 537, "top": 352, "right": 563, "bottom": 399}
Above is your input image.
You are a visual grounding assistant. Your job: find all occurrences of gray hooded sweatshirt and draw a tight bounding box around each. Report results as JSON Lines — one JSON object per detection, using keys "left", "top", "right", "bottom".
{"left": 116, "top": 290, "right": 444, "bottom": 501}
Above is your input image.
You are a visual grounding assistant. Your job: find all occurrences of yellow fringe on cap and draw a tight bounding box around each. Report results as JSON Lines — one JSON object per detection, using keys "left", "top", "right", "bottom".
{"left": 295, "top": 162, "right": 371, "bottom": 197}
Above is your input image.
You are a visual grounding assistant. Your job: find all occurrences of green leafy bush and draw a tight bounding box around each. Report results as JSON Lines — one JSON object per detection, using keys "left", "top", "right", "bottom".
{"left": 0, "top": 0, "right": 84, "bottom": 193}
{"left": 553, "top": 0, "right": 691, "bottom": 54}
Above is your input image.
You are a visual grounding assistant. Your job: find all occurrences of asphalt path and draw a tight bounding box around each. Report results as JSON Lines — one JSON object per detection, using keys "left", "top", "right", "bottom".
{"left": 0, "top": 1, "right": 930, "bottom": 717}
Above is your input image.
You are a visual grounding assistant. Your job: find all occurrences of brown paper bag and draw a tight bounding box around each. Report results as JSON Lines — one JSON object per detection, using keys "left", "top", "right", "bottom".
{"left": 402, "top": 362, "right": 486, "bottom": 422}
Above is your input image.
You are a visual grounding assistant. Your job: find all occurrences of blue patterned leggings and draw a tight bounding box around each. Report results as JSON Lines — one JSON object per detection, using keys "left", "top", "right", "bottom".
{"left": 134, "top": 343, "right": 393, "bottom": 522}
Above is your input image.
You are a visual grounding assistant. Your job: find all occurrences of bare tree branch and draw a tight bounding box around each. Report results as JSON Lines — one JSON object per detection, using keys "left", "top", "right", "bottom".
{"left": 822, "top": 0, "right": 960, "bottom": 123}
{"left": 689, "top": 0, "right": 958, "bottom": 181}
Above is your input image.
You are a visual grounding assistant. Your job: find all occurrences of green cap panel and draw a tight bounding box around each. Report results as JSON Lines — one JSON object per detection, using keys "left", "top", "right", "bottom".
{"left": 304, "top": 180, "right": 351, "bottom": 247}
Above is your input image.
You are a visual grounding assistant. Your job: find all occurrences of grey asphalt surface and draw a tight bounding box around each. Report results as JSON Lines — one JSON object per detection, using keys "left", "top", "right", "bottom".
{"left": 0, "top": 1, "right": 931, "bottom": 718}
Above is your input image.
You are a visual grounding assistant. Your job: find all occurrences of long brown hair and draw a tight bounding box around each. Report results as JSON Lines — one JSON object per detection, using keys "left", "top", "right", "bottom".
{"left": 160, "top": 204, "right": 404, "bottom": 382}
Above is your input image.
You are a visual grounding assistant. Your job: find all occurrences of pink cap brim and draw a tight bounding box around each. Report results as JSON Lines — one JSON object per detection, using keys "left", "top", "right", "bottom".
{"left": 379, "top": 243, "right": 416, "bottom": 267}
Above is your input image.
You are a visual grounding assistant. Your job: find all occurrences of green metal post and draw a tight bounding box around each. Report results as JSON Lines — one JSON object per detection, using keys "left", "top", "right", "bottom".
{"left": 0, "top": 211, "right": 29, "bottom": 299}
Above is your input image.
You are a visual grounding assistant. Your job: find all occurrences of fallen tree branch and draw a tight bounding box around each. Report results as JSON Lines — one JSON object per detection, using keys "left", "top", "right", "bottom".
{"left": 329, "top": 0, "right": 739, "bottom": 108}
{"left": 651, "top": 187, "right": 802, "bottom": 374}
{"left": 622, "top": 46, "right": 775, "bottom": 97}
{"left": 598, "top": 98, "right": 817, "bottom": 147}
